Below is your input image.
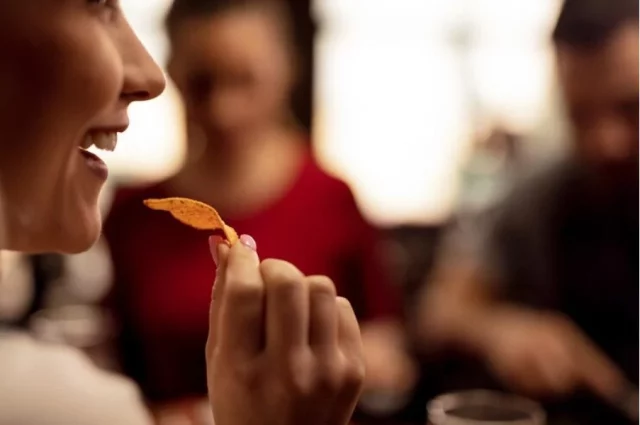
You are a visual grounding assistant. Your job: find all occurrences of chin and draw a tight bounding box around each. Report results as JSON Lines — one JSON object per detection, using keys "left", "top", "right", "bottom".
{"left": 8, "top": 207, "right": 104, "bottom": 254}
{"left": 53, "top": 174, "right": 105, "bottom": 253}
{"left": 55, "top": 227, "right": 102, "bottom": 254}
{"left": 5, "top": 226, "right": 100, "bottom": 255}
{"left": 55, "top": 211, "right": 103, "bottom": 254}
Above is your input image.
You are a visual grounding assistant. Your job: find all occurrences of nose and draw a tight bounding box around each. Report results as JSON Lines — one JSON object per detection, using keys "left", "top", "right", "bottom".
{"left": 206, "top": 91, "right": 240, "bottom": 131}
{"left": 591, "top": 117, "right": 634, "bottom": 163}
{"left": 120, "top": 23, "right": 167, "bottom": 103}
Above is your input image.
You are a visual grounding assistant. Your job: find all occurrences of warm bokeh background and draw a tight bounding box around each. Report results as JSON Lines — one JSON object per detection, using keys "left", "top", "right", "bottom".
{"left": 104, "top": 0, "right": 568, "bottom": 225}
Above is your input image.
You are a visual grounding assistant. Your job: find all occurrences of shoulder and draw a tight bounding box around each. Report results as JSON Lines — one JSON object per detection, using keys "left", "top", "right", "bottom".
{"left": 300, "top": 154, "right": 358, "bottom": 207}
{"left": 0, "top": 331, "right": 152, "bottom": 425}
{"left": 495, "top": 158, "right": 573, "bottom": 227}
{"left": 447, "top": 159, "right": 571, "bottom": 259}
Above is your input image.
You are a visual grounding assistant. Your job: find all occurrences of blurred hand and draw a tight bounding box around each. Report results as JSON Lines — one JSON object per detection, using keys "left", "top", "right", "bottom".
{"left": 361, "top": 321, "right": 417, "bottom": 395}
{"left": 153, "top": 399, "right": 214, "bottom": 425}
{"left": 206, "top": 235, "right": 365, "bottom": 425}
{"left": 479, "top": 309, "right": 626, "bottom": 401}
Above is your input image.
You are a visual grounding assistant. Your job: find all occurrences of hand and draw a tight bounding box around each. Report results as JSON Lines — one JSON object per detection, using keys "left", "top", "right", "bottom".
{"left": 153, "top": 398, "right": 214, "bottom": 425}
{"left": 206, "top": 235, "right": 365, "bottom": 425}
{"left": 480, "top": 309, "right": 625, "bottom": 401}
{"left": 361, "top": 321, "right": 417, "bottom": 395}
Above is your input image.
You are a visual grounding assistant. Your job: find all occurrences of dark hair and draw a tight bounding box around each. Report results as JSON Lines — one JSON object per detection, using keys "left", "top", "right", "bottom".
{"left": 165, "top": 0, "right": 293, "bottom": 41}
{"left": 552, "top": 0, "right": 639, "bottom": 48}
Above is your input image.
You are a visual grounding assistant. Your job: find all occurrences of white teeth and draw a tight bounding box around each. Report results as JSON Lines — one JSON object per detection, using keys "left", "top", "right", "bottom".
{"left": 93, "top": 132, "right": 117, "bottom": 152}
{"left": 81, "top": 132, "right": 118, "bottom": 152}
{"left": 81, "top": 134, "right": 93, "bottom": 149}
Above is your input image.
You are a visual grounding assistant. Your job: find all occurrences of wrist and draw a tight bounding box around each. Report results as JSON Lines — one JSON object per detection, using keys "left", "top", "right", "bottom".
{"left": 452, "top": 307, "right": 497, "bottom": 357}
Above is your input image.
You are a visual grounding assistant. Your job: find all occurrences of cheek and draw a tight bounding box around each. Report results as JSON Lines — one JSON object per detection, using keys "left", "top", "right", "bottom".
{"left": 2, "top": 24, "right": 121, "bottom": 164}
{"left": 1, "top": 23, "right": 123, "bottom": 136}
{"left": 48, "top": 28, "right": 124, "bottom": 130}
{"left": 244, "top": 83, "right": 286, "bottom": 121}
{"left": 0, "top": 23, "right": 122, "bottom": 215}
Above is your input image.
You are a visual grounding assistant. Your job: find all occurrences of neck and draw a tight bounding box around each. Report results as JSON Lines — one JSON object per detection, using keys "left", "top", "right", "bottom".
{"left": 199, "top": 126, "right": 296, "bottom": 177}
{"left": 169, "top": 125, "right": 306, "bottom": 214}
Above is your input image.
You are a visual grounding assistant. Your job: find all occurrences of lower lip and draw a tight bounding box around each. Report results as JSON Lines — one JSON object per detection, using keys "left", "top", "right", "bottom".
{"left": 79, "top": 148, "right": 109, "bottom": 180}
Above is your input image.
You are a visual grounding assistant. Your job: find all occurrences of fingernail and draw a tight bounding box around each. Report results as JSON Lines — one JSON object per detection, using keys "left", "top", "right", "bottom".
{"left": 209, "top": 235, "right": 223, "bottom": 265}
{"left": 239, "top": 234, "right": 257, "bottom": 251}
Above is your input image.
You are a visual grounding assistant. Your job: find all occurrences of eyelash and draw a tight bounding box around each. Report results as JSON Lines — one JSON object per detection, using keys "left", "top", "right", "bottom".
{"left": 87, "top": 0, "right": 120, "bottom": 21}
{"left": 89, "top": 0, "right": 117, "bottom": 6}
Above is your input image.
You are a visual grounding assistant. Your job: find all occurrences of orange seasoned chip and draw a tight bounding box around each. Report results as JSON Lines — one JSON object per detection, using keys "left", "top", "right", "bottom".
{"left": 143, "top": 197, "right": 238, "bottom": 245}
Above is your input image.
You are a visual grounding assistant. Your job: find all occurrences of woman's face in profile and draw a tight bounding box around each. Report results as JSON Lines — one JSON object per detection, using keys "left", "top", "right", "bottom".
{"left": 0, "top": 0, "right": 165, "bottom": 253}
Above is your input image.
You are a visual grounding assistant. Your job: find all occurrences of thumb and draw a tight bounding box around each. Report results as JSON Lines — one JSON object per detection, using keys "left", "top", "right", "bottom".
{"left": 207, "top": 235, "right": 230, "bottom": 357}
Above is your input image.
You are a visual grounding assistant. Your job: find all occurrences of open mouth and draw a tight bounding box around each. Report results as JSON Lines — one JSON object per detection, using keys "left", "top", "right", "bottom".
{"left": 80, "top": 131, "right": 119, "bottom": 152}
{"left": 78, "top": 131, "right": 120, "bottom": 180}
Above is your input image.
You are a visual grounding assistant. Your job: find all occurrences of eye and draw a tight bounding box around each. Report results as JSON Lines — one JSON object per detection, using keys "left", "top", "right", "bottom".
{"left": 88, "top": 0, "right": 116, "bottom": 6}
{"left": 87, "top": 0, "right": 114, "bottom": 7}
{"left": 87, "top": 0, "right": 121, "bottom": 20}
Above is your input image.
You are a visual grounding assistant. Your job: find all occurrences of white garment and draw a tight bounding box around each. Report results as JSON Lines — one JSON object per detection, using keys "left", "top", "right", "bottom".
{"left": 0, "top": 330, "right": 152, "bottom": 425}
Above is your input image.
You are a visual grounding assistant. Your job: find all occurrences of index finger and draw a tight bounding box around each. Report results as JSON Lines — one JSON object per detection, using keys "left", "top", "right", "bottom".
{"left": 337, "top": 297, "right": 363, "bottom": 360}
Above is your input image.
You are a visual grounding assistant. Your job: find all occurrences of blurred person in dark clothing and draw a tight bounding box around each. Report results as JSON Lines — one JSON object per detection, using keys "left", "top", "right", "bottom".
{"left": 104, "top": 0, "right": 414, "bottom": 415}
{"left": 415, "top": 0, "right": 638, "bottom": 423}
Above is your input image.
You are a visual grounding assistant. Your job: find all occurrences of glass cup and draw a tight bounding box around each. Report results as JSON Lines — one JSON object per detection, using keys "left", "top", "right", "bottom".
{"left": 427, "top": 390, "right": 546, "bottom": 425}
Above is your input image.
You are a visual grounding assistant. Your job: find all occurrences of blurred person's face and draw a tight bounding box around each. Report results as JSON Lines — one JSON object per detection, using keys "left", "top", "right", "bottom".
{"left": 557, "top": 24, "right": 639, "bottom": 183}
{"left": 0, "top": 0, "right": 165, "bottom": 253}
{"left": 167, "top": 7, "right": 294, "bottom": 147}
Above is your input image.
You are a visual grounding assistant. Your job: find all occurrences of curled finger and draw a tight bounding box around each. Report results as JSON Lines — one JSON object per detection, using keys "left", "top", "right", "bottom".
{"left": 261, "top": 259, "right": 308, "bottom": 352}
{"left": 307, "top": 275, "right": 338, "bottom": 352}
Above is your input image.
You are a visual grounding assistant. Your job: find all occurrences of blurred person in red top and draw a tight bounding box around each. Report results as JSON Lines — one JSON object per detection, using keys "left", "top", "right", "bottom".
{"left": 104, "top": 0, "right": 415, "bottom": 414}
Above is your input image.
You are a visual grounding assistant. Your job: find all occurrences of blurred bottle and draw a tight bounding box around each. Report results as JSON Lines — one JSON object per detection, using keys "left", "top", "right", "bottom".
{"left": 457, "top": 127, "right": 522, "bottom": 217}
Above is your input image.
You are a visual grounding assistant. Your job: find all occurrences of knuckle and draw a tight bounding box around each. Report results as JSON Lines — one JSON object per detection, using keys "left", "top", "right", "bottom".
{"left": 259, "top": 258, "right": 285, "bottom": 275}
{"left": 314, "top": 356, "right": 343, "bottom": 393}
{"left": 336, "top": 296, "right": 354, "bottom": 311}
{"left": 547, "top": 313, "right": 572, "bottom": 331}
{"left": 260, "top": 259, "right": 304, "bottom": 292}
{"left": 231, "top": 362, "right": 262, "bottom": 392}
{"left": 205, "top": 339, "right": 214, "bottom": 359}
{"left": 341, "top": 357, "right": 366, "bottom": 391}
{"left": 281, "top": 350, "right": 315, "bottom": 394}
{"left": 225, "top": 274, "right": 262, "bottom": 301}
{"left": 307, "top": 275, "right": 337, "bottom": 298}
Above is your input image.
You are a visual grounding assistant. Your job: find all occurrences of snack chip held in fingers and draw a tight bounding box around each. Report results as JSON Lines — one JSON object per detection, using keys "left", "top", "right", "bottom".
{"left": 143, "top": 197, "right": 239, "bottom": 245}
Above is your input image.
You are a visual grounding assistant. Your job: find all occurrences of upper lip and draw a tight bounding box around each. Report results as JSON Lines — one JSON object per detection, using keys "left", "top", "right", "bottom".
{"left": 89, "top": 124, "right": 129, "bottom": 133}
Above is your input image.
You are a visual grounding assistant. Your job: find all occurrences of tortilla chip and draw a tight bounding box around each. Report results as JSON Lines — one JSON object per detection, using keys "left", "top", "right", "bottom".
{"left": 143, "top": 197, "right": 239, "bottom": 245}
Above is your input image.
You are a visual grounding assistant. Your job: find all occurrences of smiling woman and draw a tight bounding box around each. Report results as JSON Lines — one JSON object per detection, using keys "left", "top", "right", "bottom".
{"left": 0, "top": 0, "right": 165, "bottom": 254}
{"left": 0, "top": 3, "right": 367, "bottom": 425}
{"left": 0, "top": 2, "right": 165, "bottom": 421}
{"left": 90, "top": 0, "right": 187, "bottom": 182}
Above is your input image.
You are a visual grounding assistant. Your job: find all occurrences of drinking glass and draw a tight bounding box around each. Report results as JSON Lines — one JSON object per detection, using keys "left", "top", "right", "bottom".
{"left": 427, "top": 390, "right": 545, "bottom": 425}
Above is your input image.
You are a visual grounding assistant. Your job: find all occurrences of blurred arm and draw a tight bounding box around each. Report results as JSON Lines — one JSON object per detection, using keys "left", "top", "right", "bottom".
{"left": 413, "top": 207, "right": 522, "bottom": 357}
{"left": 339, "top": 187, "right": 417, "bottom": 393}
{"left": 414, "top": 246, "right": 500, "bottom": 357}
{"left": 0, "top": 331, "right": 152, "bottom": 425}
